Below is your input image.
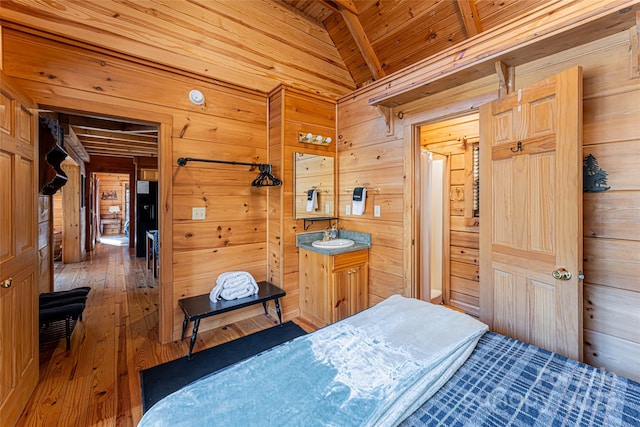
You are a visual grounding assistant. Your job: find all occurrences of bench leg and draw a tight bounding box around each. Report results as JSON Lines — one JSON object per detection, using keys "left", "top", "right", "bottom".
{"left": 261, "top": 301, "right": 268, "bottom": 315}
{"left": 181, "top": 315, "right": 188, "bottom": 341}
{"left": 65, "top": 316, "right": 71, "bottom": 350}
{"left": 274, "top": 298, "right": 283, "bottom": 325}
{"left": 188, "top": 319, "right": 200, "bottom": 359}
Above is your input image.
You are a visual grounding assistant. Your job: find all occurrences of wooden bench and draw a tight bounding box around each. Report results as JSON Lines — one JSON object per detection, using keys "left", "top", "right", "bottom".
{"left": 178, "top": 281, "right": 286, "bottom": 359}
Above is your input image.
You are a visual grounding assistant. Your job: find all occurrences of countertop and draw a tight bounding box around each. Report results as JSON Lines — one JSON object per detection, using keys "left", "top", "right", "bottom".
{"left": 296, "top": 230, "right": 371, "bottom": 255}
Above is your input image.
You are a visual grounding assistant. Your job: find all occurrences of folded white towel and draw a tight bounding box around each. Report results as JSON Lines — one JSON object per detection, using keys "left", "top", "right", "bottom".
{"left": 210, "top": 271, "right": 259, "bottom": 302}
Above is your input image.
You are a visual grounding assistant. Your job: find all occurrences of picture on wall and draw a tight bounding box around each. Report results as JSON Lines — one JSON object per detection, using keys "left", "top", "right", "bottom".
{"left": 101, "top": 190, "right": 118, "bottom": 200}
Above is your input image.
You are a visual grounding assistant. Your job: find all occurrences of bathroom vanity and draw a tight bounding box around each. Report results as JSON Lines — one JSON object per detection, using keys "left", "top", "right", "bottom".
{"left": 297, "top": 231, "right": 370, "bottom": 327}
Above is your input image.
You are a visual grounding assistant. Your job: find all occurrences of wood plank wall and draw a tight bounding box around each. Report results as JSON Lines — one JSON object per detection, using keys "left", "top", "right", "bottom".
{"left": 337, "top": 100, "right": 406, "bottom": 305}
{"left": 37, "top": 195, "right": 52, "bottom": 293}
{"left": 337, "top": 30, "right": 640, "bottom": 381}
{"left": 2, "top": 27, "right": 269, "bottom": 343}
{"left": 268, "top": 85, "right": 336, "bottom": 322}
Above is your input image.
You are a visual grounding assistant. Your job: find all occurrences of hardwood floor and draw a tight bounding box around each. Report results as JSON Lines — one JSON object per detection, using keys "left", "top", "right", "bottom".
{"left": 17, "top": 242, "right": 294, "bottom": 426}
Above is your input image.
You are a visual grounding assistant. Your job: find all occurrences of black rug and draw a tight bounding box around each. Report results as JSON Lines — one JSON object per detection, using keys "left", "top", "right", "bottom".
{"left": 140, "top": 321, "right": 306, "bottom": 412}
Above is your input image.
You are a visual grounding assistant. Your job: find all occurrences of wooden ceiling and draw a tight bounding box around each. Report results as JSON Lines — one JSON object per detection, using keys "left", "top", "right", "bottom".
{"left": 277, "top": 0, "right": 545, "bottom": 87}
{"left": 60, "top": 113, "right": 158, "bottom": 160}
{"left": 1, "top": 0, "right": 543, "bottom": 158}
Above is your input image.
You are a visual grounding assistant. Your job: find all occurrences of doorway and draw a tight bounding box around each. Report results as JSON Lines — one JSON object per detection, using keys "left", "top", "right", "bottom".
{"left": 413, "top": 113, "right": 480, "bottom": 316}
{"left": 94, "top": 172, "right": 130, "bottom": 247}
{"left": 419, "top": 151, "right": 447, "bottom": 305}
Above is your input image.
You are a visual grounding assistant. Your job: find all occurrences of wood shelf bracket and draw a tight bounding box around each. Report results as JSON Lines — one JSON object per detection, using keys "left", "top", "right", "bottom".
{"left": 376, "top": 105, "right": 394, "bottom": 135}
{"left": 495, "top": 61, "right": 515, "bottom": 98}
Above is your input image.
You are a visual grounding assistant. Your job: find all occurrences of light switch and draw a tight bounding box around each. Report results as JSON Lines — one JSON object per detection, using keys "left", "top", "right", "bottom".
{"left": 192, "top": 207, "right": 206, "bottom": 220}
{"left": 346, "top": 205, "right": 351, "bottom": 215}
{"left": 325, "top": 203, "right": 330, "bottom": 214}
{"left": 374, "top": 205, "right": 381, "bottom": 217}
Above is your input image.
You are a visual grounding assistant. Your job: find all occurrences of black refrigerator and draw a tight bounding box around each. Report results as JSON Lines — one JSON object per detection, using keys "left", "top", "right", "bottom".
{"left": 135, "top": 180, "right": 158, "bottom": 257}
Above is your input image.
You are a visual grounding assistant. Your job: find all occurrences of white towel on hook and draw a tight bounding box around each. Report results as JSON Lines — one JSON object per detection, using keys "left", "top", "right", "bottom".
{"left": 352, "top": 187, "right": 366, "bottom": 215}
{"left": 210, "top": 271, "right": 259, "bottom": 302}
{"left": 306, "top": 189, "right": 318, "bottom": 212}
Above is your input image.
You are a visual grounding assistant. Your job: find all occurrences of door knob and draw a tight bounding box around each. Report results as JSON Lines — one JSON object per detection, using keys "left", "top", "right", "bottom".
{"left": 1, "top": 278, "right": 13, "bottom": 288}
{"left": 552, "top": 268, "right": 572, "bottom": 281}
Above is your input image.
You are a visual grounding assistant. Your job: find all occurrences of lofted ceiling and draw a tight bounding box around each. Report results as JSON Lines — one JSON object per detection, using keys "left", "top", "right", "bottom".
{"left": 1, "top": 0, "right": 543, "bottom": 158}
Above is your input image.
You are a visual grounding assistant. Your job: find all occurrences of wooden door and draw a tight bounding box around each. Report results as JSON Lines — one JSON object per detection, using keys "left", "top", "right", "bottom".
{"left": 479, "top": 67, "right": 583, "bottom": 360}
{"left": 0, "top": 71, "right": 39, "bottom": 426}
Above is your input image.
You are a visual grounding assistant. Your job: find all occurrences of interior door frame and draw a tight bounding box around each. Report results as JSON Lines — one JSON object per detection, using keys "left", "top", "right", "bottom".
{"left": 32, "top": 100, "right": 174, "bottom": 344}
{"left": 406, "top": 109, "right": 483, "bottom": 301}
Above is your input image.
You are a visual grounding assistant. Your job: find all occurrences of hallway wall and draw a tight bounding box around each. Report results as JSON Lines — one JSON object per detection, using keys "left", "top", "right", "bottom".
{"left": 2, "top": 27, "right": 269, "bottom": 342}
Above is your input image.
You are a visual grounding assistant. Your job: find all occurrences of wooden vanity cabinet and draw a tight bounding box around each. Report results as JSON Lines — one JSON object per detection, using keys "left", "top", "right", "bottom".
{"left": 299, "top": 248, "right": 369, "bottom": 327}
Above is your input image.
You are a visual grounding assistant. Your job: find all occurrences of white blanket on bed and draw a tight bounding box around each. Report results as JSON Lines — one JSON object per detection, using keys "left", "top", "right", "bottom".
{"left": 138, "top": 295, "right": 488, "bottom": 427}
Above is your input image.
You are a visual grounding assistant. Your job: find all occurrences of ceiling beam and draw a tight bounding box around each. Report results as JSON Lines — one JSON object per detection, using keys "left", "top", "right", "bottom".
{"left": 71, "top": 128, "right": 158, "bottom": 144}
{"left": 64, "top": 127, "right": 91, "bottom": 163}
{"left": 331, "top": 0, "right": 359, "bottom": 15}
{"left": 456, "top": 0, "right": 483, "bottom": 37}
{"left": 63, "top": 114, "right": 157, "bottom": 133}
{"left": 331, "top": 1, "right": 387, "bottom": 80}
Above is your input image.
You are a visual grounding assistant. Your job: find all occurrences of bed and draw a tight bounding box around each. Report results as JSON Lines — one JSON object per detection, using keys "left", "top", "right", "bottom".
{"left": 139, "top": 295, "right": 640, "bottom": 426}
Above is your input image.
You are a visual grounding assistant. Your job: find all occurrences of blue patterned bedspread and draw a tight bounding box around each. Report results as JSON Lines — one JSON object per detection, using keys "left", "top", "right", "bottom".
{"left": 401, "top": 332, "right": 640, "bottom": 426}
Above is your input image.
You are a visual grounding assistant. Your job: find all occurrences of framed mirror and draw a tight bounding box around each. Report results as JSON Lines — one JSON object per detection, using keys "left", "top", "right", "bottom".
{"left": 293, "top": 152, "right": 334, "bottom": 219}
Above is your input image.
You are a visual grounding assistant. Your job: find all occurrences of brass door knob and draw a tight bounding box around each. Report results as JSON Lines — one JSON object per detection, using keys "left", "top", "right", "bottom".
{"left": 1, "top": 278, "right": 13, "bottom": 288}
{"left": 552, "top": 268, "right": 572, "bottom": 281}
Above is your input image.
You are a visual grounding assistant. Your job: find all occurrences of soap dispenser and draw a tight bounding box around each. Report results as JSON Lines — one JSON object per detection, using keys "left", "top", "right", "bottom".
{"left": 329, "top": 225, "right": 337, "bottom": 240}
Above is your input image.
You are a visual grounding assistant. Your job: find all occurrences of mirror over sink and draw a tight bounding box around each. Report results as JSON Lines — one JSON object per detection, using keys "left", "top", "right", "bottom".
{"left": 293, "top": 152, "right": 335, "bottom": 219}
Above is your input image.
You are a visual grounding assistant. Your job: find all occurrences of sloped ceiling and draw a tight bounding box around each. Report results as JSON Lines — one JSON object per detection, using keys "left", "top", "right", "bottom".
{"left": 1, "top": 0, "right": 543, "bottom": 158}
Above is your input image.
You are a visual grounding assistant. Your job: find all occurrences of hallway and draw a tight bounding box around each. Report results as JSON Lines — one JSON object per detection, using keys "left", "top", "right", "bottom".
{"left": 18, "top": 244, "right": 280, "bottom": 426}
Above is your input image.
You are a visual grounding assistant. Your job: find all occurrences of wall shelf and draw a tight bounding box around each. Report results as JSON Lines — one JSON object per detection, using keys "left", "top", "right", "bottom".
{"left": 302, "top": 217, "right": 338, "bottom": 231}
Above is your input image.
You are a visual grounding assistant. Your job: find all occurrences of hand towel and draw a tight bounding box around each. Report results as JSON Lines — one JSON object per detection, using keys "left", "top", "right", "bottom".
{"left": 306, "top": 189, "right": 318, "bottom": 212}
{"left": 352, "top": 187, "right": 366, "bottom": 215}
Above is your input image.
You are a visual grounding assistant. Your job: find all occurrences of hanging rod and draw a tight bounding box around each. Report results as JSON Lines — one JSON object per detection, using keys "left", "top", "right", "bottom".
{"left": 177, "top": 157, "right": 262, "bottom": 168}
{"left": 176, "top": 157, "right": 282, "bottom": 187}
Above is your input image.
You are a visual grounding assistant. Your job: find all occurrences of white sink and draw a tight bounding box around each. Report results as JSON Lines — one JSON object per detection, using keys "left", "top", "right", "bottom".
{"left": 311, "top": 238, "right": 355, "bottom": 249}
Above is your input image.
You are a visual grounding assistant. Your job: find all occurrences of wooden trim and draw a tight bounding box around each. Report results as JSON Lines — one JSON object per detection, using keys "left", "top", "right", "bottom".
{"left": 158, "top": 121, "right": 173, "bottom": 344}
{"left": 406, "top": 123, "right": 419, "bottom": 298}
{"left": 630, "top": 12, "right": 640, "bottom": 78}
{"left": 478, "top": 102, "right": 493, "bottom": 326}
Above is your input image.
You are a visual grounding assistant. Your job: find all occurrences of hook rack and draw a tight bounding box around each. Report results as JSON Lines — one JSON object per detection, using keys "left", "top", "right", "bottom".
{"left": 345, "top": 187, "right": 381, "bottom": 194}
{"left": 176, "top": 157, "right": 282, "bottom": 187}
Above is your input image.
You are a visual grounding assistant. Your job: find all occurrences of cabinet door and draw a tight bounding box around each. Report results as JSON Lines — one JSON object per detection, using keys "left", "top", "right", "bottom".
{"left": 299, "top": 249, "right": 331, "bottom": 326}
{"left": 349, "top": 265, "right": 368, "bottom": 315}
{"left": 332, "top": 268, "right": 351, "bottom": 323}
